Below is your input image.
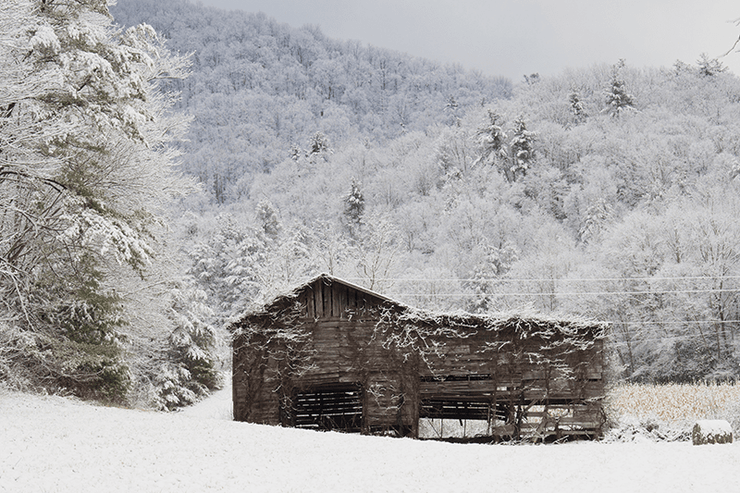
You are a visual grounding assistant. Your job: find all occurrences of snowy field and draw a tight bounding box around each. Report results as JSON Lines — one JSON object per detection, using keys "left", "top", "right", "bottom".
{"left": 2, "top": 388, "right": 740, "bottom": 492}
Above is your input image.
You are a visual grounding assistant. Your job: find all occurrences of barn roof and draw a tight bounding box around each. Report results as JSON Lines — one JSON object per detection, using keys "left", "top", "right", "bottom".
{"left": 230, "top": 274, "right": 607, "bottom": 339}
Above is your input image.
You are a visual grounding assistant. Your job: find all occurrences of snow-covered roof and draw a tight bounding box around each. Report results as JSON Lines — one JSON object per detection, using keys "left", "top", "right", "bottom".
{"left": 231, "top": 273, "right": 607, "bottom": 338}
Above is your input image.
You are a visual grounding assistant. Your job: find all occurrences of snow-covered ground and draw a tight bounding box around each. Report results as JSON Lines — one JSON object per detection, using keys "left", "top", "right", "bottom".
{"left": 2, "top": 388, "right": 740, "bottom": 493}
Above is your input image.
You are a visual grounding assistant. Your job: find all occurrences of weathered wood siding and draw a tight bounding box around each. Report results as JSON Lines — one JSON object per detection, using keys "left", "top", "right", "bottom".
{"left": 294, "top": 279, "right": 418, "bottom": 434}
{"left": 233, "top": 335, "right": 283, "bottom": 425}
{"left": 415, "top": 323, "right": 604, "bottom": 437}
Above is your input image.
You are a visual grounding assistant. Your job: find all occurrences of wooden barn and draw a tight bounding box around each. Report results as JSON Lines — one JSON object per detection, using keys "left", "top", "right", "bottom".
{"left": 230, "top": 274, "right": 606, "bottom": 441}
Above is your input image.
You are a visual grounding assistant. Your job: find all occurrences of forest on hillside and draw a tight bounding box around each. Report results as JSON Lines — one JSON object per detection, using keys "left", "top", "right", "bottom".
{"left": 3, "top": 0, "right": 740, "bottom": 410}
{"left": 111, "top": 0, "right": 513, "bottom": 204}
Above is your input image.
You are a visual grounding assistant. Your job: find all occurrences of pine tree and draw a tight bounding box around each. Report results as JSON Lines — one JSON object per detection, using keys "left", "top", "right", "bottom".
{"left": 524, "top": 73, "right": 541, "bottom": 85}
{"left": 604, "top": 59, "right": 635, "bottom": 117}
{"left": 256, "top": 200, "right": 282, "bottom": 240}
{"left": 697, "top": 53, "right": 726, "bottom": 77}
{"left": 307, "top": 131, "right": 332, "bottom": 162}
{"left": 445, "top": 95, "right": 460, "bottom": 126}
{"left": 157, "top": 280, "right": 220, "bottom": 411}
{"left": 343, "top": 179, "right": 365, "bottom": 238}
{"left": 568, "top": 90, "right": 587, "bottom": 124}
{"left": 188, "top": 215, "right": 265, "bottom": 325}
{"left": 578, "top": 199, "right": 613, "bottom": 245}
{"left": 509, "top": 116, "right": 535, "bottom": 181}
{"left": 474, "top": 109, "right": 508, "bottom": 168}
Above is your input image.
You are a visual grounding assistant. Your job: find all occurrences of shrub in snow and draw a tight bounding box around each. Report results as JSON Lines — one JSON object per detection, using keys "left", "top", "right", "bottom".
{"left": 692, "top": 420, "right": 733, "bottom": 445}
{"left": 603, "top": 416, "right": 691, "bottom": 443}
{"left": 0, "top": 319, "right": 131, "bottom": 403}
{"left": 717, "top": 397, "right": 740, "bottom": 437}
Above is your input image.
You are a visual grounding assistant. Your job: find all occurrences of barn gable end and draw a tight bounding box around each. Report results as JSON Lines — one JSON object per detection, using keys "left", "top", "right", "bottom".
{"left": 230, "top": 274, "right": 606, "bottom": 440}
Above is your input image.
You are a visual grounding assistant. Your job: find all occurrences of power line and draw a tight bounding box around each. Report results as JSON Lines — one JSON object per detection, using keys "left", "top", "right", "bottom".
{"left": 607, "top": 320, "right": 740, "bottom": 326}
{"left": 344, "top": 276, "right": 740, "bottom": 283}
{"left": 608, "top": 331, "right": 739, "bottom": 345}
{"left": 386, "top": 288, "right": 740, "bottom": 297}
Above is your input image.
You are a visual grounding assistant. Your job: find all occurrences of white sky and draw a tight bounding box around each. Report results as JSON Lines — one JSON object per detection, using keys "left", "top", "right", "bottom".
{"left": 189, "top": 0, "right": 740, "bottom": 82}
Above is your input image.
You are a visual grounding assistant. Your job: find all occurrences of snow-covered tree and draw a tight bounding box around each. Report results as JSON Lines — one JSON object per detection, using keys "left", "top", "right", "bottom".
{"left": 307, "top": 131, "right": 332, "bottom": 162}
{"left": 445, "top": 94, "right": 460, "bottom": 126}
{"left": 697, "top": 53, "right": 726, "bottom": 77}
{"left": 342, "top": 179, "right": 365, "bottom": 238}
{"left": 474, "top": 109, "right": 508, "bottom": 168}
{"left": 436, "top": 126, "right": 472, "bottom": 178}
{"left": 256, "top": 200, "right": 282, "bottom": 240}
{"left": 354, "top": 213, "right": 400, "bottom": 292}
{"left": 156, "top": 279, "right": 221, "bottom": 410}
{"left": 188, "top": 215, "right": 266, "bottom": 324}
{"left": 604, "top": 59, "right": 635, "bottom": 116}
{"left": 0, "top": 0, "right": 192, "bottom": 400}
{"left": 578, "top": 199, "right": 613, "bottom": 245}
{"left": 523, "top": 73, "right": 541, "bottom": 85}
{"left": 568, "top": 90, "right": 587, "bottom": 124}
{"left": 509, "top": 116, "right": 536, "bottom": 181}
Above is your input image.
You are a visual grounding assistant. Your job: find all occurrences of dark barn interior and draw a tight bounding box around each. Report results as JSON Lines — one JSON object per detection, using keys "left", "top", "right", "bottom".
{"left": 231, "top": 275, "right": 606, "bottom": 441}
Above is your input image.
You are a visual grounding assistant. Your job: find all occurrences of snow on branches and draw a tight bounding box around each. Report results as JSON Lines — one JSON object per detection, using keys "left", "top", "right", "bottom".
{"left": 0, "top": 0, "right": 196, "bottom": 402}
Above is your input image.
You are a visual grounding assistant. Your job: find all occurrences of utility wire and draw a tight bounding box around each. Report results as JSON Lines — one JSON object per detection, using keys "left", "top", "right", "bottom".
{"left": 609, "top": 332, "right": 738, "bottom": 345}
{"left": 344, "top": 276, "right": 740, "bottom": 283}
{"left": 386, "top": 288, "right": 740, "bottom": 297}
{"left": 607, "top": 320, "right": 740, "bottom": 326}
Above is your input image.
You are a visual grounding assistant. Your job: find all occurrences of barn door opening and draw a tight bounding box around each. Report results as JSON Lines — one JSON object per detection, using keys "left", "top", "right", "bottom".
{"left": 419, "top": 397, "right": 511, "bottom": 439}
{"left": 292, "top": 382, "right": 363, "bottom": 433}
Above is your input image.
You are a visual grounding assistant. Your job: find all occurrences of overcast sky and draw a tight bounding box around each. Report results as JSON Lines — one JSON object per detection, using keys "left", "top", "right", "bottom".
{"left": 191, "top": 0, "right": 740, "bottom": 81}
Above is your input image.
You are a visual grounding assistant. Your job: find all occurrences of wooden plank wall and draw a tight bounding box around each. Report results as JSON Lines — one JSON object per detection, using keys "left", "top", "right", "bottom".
{"left": 300, "top": 277, "right": 377, "bottom": 321}
{"left": 232, "top": 337, "right": 282, "bottom": 425}
{"left": 416, "top": 328, "right": 604, "bottom": 437}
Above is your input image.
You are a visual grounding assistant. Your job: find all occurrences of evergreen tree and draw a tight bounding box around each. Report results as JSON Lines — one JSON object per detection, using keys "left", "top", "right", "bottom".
{"left": 604, "top": 59, "right": 635, "bottom": 117}
{"left": 256, "top": 200, "right": 282, "bottom": 240}
{"left": 188, "top": 215, "right": 265, "bottom": 325}
{"left": 568, "top": 90, "right": 587, "bottom": 124}
{"left": 156, "top": 280, "right": 220, "bottom": 410}
{"left": 445, "top": 94, "right": 460, "bottom": 126}
{"left": 509, "top": 116, "right": 536, "bottom": 181}
{"left": 524, "top": 73, "right": 541, "bottom": 85}
{"left": 697, "top": 53, "right": 726, "bottom": 77}
{"left": 474, "top": 109, "right": 508, "bottom": 168}
{"left": 343, "top": 179, "right": 365, "bottom": 238}
{"left": 578, "top": 199, "right": 613, "bottom": 245}
{"left": 307, "top": 131, "right": 332, "bottom": 162}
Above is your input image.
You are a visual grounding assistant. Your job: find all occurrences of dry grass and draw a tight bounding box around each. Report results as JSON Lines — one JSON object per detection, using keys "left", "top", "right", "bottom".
{"left": 607, "top": 382, "right": 740, "bottom": 430}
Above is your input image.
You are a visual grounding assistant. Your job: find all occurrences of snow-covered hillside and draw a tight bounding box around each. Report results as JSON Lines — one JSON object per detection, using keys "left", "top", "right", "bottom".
{"left": 2, "top": 389, "right": 739, "bottom": 492}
